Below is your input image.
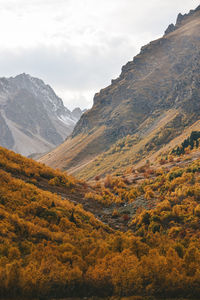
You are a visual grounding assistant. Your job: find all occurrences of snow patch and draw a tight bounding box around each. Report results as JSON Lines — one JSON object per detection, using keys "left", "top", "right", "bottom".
{"left": 58, "top": 114, "right": 76, "bottom": 126}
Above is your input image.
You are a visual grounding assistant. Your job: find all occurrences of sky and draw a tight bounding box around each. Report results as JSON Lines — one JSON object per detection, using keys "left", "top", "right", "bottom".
{"left": 0, "top": 0, "right": 199, "bottom": 110}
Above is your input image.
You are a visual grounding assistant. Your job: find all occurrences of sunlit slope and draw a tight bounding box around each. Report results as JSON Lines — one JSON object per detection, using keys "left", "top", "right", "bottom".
{"left": 0, "top": 146, "right": 112, "bottom": 298}
{"left": 1, "top": 143, "right": 200, "bottom": 298}
{"left": 76, "top": 117, "right": 200, "bottom": 180}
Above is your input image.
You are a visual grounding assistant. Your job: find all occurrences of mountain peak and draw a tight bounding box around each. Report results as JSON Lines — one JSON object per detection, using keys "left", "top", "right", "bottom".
{"left": 16, "top": 72, "right": 30, "bottom": 78}
{"left": 13, "top": 73, "right": 36, "bottom": 83}
{"left": 71, "top": 107, "right": 82, "bottom": 119}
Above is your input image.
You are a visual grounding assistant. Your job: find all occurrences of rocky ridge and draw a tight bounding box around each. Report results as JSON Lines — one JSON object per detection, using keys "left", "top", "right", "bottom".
{"left": 164, "top": 4, "right": 200, "bottom": 34}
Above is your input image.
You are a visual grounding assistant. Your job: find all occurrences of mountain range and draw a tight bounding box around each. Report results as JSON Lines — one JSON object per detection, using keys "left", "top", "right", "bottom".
{"left": 0, "top": 73, "right": 84, "bottom": 156}
{"left": 40, "top": 5, "right": 200, "bottom": 179}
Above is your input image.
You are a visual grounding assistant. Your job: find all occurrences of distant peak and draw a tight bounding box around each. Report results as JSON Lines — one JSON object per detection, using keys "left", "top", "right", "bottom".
{"left": 15, "top": 73, "right": 31, "bottom": 78}
{"left": 72, "top": 107, "right": 82, "bottom": 113}
{"left": 13, "top": 73, "right": 47, "bottom": 87}
{"left": 71, "top": 107, "right": 85, "bottom": 120}
{"left": 13, "top": 73, "right": 37, "bottom": 83}
{"left": 14, "top": 73, "right": 43, "bottom": 83}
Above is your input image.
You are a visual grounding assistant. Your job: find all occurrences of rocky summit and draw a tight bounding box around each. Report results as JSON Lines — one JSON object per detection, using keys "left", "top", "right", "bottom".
{"left": 40, "top": 6, "right": 200, "bottom": 179}
{"left": 0, "top": 73, "right": 84, "bottom": 156}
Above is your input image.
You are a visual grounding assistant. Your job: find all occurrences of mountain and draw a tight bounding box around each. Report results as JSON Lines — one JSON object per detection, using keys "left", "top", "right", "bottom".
{"left": 40, "top": 6, "right": 200, "bottom": 179}
{"left": 0, "top": 73, "right": 83, "bottom": 156}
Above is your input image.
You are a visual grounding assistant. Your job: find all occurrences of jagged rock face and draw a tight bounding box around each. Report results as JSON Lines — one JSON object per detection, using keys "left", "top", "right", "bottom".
{"left": 39, "top": 6, "right": 200, "bottom": 176}
{"left": 164, "top": 5, "right": 200, "bottom": 35}
{"left": 0, "top": 74, "right": 82, "bottom": 156}
{"left": 164, "top": 24, "right": 176, "bottom": 35}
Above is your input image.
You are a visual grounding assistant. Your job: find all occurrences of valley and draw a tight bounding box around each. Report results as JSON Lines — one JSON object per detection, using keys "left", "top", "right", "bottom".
{"left": 0, "top": 4, "right": 200, "bottom": 300}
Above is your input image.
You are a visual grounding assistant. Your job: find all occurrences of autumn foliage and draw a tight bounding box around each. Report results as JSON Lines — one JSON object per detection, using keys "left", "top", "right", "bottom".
{"left": 0, "top": 146, "right": 200, "bottom": 298}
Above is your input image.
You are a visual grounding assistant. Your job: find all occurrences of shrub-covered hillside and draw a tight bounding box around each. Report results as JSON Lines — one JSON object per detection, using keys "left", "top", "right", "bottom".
{"left": 0, "top": 146, "right": 200, "bottom": 298}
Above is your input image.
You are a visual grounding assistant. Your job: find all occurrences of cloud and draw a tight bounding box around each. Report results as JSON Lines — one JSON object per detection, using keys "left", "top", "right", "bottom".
{"left": 0, "top": 0, "right": 199, "bottom": 109}
{"left": 0, "top": 34, "right": 136, "bottom": 87}
{"left": 0, "top": 35, "right": 137, "bottom": 108}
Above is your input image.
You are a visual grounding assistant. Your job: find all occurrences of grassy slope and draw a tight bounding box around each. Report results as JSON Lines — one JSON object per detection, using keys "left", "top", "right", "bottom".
{"left": 72, "top": 114, "right": 200, "bottom": 181}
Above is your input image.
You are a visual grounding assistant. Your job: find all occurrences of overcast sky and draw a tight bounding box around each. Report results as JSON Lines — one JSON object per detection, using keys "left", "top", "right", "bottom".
{"left": 0, "top": 0, "right": 199, "bottom": 110}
